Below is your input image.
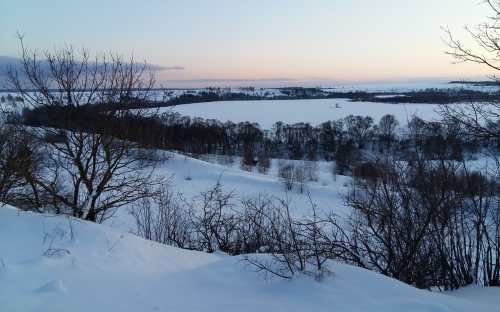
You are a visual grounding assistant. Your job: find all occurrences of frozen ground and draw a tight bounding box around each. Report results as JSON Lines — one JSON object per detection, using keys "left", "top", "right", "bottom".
{"left": 168, "top": 99, "right": 442, "bottom": 130}
{"left": 1, "top": 153, "right": 499, "bottom": 311}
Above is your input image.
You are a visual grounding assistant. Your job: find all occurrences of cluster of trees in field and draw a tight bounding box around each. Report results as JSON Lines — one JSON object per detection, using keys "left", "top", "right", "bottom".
{"left": 163, "top": 86, "right": 335, "bottom": 105}
{"left": 364, "top": 88, "right": 495, "bottom": 104}
{"left": 0, "top": 93, "right": 24, "bottom": 104}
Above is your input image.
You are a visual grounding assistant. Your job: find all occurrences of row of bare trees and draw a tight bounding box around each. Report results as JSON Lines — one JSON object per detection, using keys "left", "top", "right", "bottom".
{"left": 160, "top": 111, "right": 405, "bottom": 161}
{"left": 160, "top": 109, "right": 485, "bottom": 167}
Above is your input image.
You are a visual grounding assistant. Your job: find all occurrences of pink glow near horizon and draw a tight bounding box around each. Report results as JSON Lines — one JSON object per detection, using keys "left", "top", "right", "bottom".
{"left": 0, "top": 0, "right": 495, "bottom": 89}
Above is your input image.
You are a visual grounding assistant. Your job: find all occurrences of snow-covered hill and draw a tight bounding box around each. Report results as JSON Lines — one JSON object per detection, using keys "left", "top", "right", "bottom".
{"left": 1, "top": 203, "right": 498, "bottom": 311}
{"left": 1, "top": 153, "right": 499, "bottom": 312}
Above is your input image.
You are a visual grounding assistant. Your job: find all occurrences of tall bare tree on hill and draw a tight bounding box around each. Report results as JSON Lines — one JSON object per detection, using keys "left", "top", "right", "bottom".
{"left": 440, "top": 0, "right": 500, "bottom": 286}
{"left": 1, "top": 34, "right": 170, "bottom": 222}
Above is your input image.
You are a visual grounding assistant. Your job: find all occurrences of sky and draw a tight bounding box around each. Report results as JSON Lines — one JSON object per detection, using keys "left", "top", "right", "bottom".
{"left": 0, "top": 0, "right": 496, "bottom": 88}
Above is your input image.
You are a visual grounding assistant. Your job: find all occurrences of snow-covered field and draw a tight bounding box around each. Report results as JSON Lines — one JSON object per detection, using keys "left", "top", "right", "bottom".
{"left": 2, "top": 95, "right": 499, "bottom": 311}
{"left": 169, "top": 99, "right": 441, "bottom": 130}
{"left": 2, "top": 153, "right": 499, "bottom": 311}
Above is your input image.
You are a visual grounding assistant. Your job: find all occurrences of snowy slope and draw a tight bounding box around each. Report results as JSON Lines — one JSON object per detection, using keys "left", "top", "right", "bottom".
{"left": 109, "top": 152, "right": 351, "bottom": 235}
{"left": 125, "top": 153, "right": 352, "bottom": 229}
{"left": 1, "top": 151, "right": 499, "bottom": 311}
{"left": 1, "top": 204, "right": 499, "bottom": 312}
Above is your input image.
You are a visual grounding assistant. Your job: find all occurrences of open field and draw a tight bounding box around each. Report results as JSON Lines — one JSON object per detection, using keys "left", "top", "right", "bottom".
{"left": 169, "top": 98, "right": 442, "bottom": 129}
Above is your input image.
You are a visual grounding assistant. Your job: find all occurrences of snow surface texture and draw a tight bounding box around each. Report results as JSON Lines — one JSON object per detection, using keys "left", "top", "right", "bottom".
{"left": 1, "top": 203, "right": 499, "bottom": 312}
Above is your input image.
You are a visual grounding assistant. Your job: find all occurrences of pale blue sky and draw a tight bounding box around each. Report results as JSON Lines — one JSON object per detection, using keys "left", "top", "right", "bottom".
{"left": 0, "top": 0, "right": 494, "bottom": 87}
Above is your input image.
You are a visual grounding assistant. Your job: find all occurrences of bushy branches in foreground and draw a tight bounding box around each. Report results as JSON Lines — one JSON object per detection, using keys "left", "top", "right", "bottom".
{"left": 344, "top": 155, "right": 500, "bottom": 289}
{"left": 130, "top": 158, "right": 500, "bottom": 289}
{"left": 129, "top": 183, "right": 341, "bottom": 281}
{"left": 240, "top": 193, "right": 336, "bottom": 281}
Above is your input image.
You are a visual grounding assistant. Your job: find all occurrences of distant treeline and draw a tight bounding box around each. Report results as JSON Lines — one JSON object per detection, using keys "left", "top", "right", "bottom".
{"left": 2, "top": 85, "right": 495, "bottom": 109}
{"left": 449, "top": 80, "right": 499, "bottom": 86}
{"left": 161, "top": 87, "right": 496, "bottom": 107}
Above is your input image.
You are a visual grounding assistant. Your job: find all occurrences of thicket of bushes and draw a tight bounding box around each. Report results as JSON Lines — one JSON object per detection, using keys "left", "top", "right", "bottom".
{"left": 128, "top": 152, "right": 500, "bottom": 289}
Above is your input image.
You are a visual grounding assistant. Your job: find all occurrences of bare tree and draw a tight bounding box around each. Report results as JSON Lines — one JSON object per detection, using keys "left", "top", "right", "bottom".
{"left": 294, "top": 161, "right": 307, "bottom": 194}
{"left": 333, "top": 141, "right": 362, "bottom": 175}
{"left": 443, "top": 1, "right": 500, "bottom": 74}
{"left": 293, "top": 160, "right": 317, "bottom": 193}
{"left": 377, "top": 114, "right": 400, "bottom": 151}
{"left": 440, "top": 1, "right": 500, "bottom": 139}
{"left": 344, "top": 115, "right": 374, "bottom": 149}
{"left": 257, "top": 151, "right": 271, "bottom": 174}
{"left": 439, "top": 2, "right": 500, "bottom": 286}
{"left": 1, "top": 34, "right": 169, "bottom": 222}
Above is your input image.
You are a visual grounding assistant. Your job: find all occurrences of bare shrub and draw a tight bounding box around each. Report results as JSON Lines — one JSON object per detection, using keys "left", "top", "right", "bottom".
{"left": 277, "top": 160, "right": 317, "bottom": 193}
{"left": 42, "top": 218, "right": 76, "bottom": 263}
{"left": 241, "top": 149, "right": 255, "bottom": 172}
{"left": 330, "top": 162, "right": 337, "bottom": 182}
{"left": 128, "top": 184, "right": 192, "bottom": 249}
{"left": 277, "top": 159, "right": 294, "bottom": 191}
{"left": 187, "top": 176, "right": 239, "bottom": 253}
{"left": 353, "top": 161, "right": 380, "bottom": 181}
{"left": 240, "top": 193, "right": 334, "bottom": 281}
{"left": 257, "top": 151, "right": 271, "bottom": 174}
{"left": 333, "top": 141, "right": 362, "bottom": 175}
{"left": 305, "top": 160, "right": 319, "bottom": 182}
{"left": 295, "top": 160, "right": 319, "bottom": 193}
{"left": 217, "top": 154, "right": 235, "bottom": 167}
{"left": 294, "top": 162, "right": 307, "bottom": 194}
{"left": 341, "top": 154, "right": 500, "bottom": 289}
{"left": 238, "top": 193, "right": 280, "bottom": 254}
